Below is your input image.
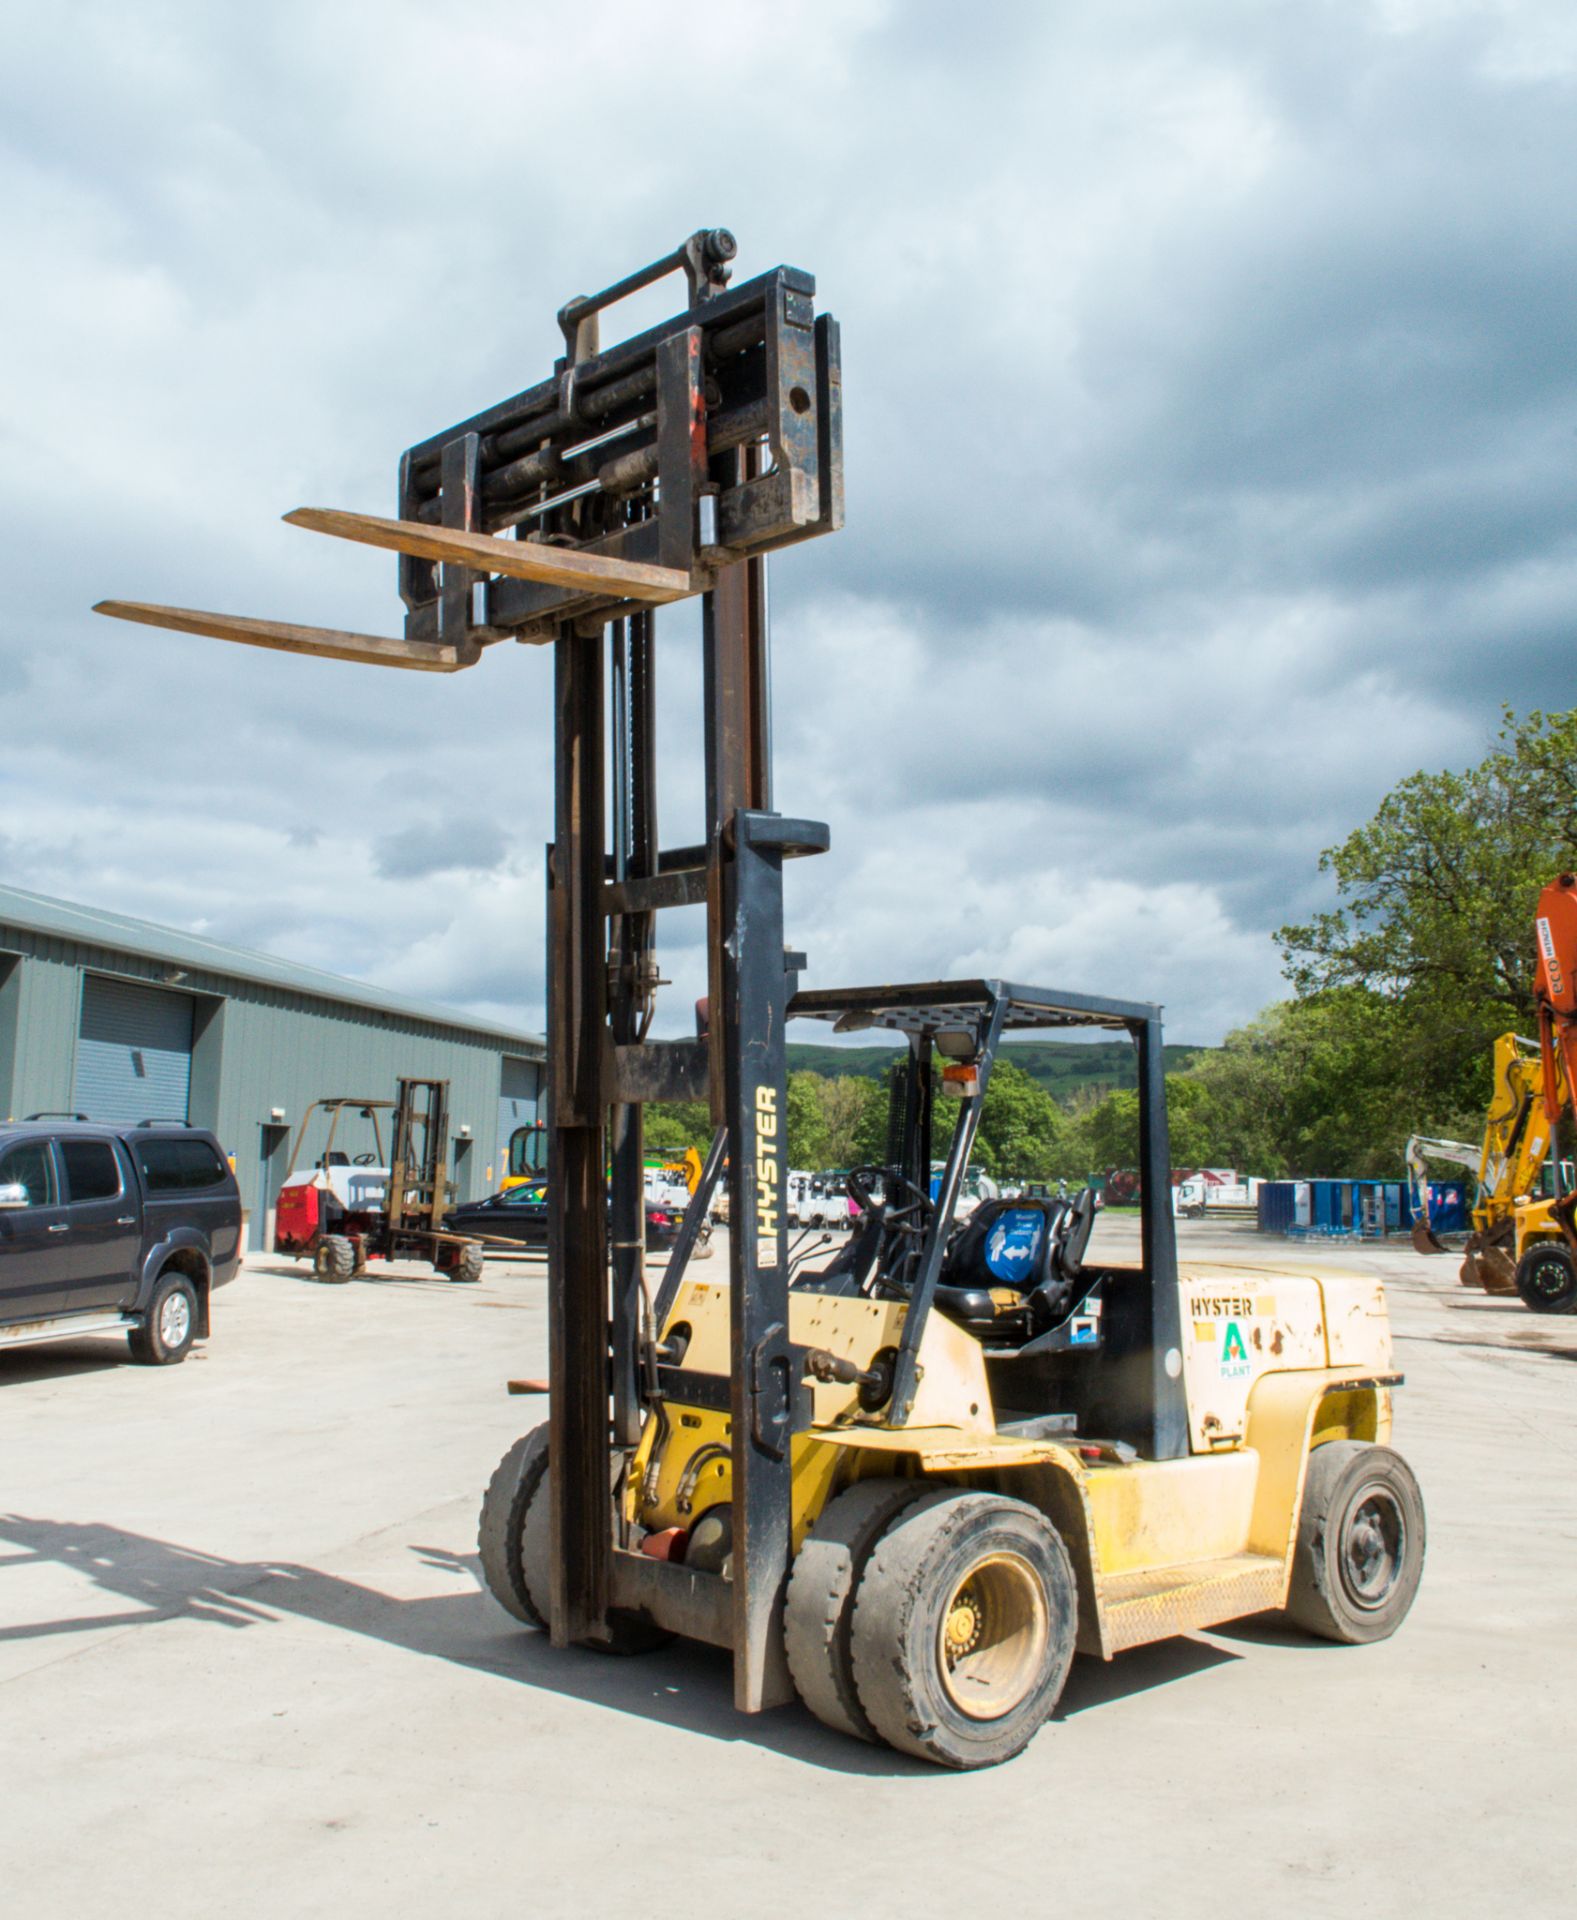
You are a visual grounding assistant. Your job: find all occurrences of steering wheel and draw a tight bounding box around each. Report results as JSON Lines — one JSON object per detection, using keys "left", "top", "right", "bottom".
{"left": 845, "top": 1164, "right": 934, "bottom": 1238}
{"left": 352, "top": 1153, "right": 378, "bottom": 1166}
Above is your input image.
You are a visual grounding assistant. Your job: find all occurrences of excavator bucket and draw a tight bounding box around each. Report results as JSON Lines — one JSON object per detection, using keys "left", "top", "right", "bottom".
{"left": 1411, "top": 1217, "right": 1449, "bottom": 1256}
{"left": 1459, "top": 1227, "right": 1519, "bottom": 1294}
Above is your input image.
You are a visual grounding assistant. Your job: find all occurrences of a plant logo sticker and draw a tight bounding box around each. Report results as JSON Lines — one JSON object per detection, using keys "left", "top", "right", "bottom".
{"left": 1220, "top": 1321, "right": 1252, "bottom": 1380}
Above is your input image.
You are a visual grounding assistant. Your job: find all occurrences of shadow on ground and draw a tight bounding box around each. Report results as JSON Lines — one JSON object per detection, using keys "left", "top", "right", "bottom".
{"left": 0, "top": 1341, "right": 140, "bottom": 1385}
{"left": 0, "top": 1512, "right": 1242, "bottom": 1772}
{"left": 246, "top": 1260, "right": 494, "bottom": 1293}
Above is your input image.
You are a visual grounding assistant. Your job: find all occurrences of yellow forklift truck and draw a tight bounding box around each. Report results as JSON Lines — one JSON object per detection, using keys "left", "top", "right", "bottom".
{"left": 483, "top": 981, "right": 1420, "bottom": 1767}
{"left": 96, "top": 229, "right": 1423, "bottom": 1769}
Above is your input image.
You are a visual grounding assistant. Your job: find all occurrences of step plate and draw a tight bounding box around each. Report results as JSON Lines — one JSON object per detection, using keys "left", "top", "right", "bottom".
{"left": 0, "top": 1313, "right": 136, "bottom": 1350}
{"left": 1100, "top": 1552, "right": 1286, "bottom": 1652}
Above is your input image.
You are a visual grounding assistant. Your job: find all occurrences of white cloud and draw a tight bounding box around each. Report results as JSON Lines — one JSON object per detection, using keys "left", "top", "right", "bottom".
{"left": 3, "top": 0, "right": 1571, "bottom": 1045}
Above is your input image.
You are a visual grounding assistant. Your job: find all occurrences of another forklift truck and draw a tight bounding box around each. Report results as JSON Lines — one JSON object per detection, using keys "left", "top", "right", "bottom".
{"left": 273, "top": 1080, "right": 485, "bottom": 1284}
{"left": 96, "top": 230, "right": 1422, "bottom": 1769}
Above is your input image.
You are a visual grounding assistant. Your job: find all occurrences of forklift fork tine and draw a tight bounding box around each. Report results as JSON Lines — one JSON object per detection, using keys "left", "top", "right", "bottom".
{"left": 283, "top": 507, "right": 694, "bottom": 605}
{"left": 92, "top": 600, "right": 468, "bottom": 673}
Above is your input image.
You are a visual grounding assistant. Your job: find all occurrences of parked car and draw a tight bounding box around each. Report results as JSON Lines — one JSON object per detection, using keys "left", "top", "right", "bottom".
{"left": 444, "top": 1179, "right": 695, "bottom": 1252}
{"left": 0, "top": 1119, "right": 242, "bottom": 1365}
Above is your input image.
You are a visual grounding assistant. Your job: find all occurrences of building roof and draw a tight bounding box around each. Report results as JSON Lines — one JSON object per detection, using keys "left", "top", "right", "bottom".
{"left": 0, "top": 882, "right": 543, "bottom": 1054}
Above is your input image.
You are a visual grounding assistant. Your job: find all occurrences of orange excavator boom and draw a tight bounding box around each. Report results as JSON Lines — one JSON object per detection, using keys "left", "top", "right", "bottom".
{"left": 1534, "top": 873, "right": 1577, "bottom": 1252}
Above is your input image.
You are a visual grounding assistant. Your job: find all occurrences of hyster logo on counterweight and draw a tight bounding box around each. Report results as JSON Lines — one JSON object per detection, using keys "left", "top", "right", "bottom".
{"left": 755, "top": 1085, "right": 780, "bottom": 1266}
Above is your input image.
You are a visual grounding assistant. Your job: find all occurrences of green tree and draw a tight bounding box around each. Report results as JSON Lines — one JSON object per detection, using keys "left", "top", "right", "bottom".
{"left": 1069, "top": 1086, "right": 1139, "bottom": 1177}
{"left": 841, "top": 1074, "right": 891, "bottom": 1166}
{"left": 1277, "top": 705, "right": 1577, "bottom": 1120}
{"left": 841, "top": 1075, "right": 891, "bottom": 1159}
{"left": 786, "top": 1070, "right": 830, "bottom": 1167}
{"left": 1180, "top": 989, "right": 1453, "bottom": 1177}
{"left": 973, "top": 1056, "right": 1065, "bottom": 1181}
{"left": 642, "top": 1101, "right": 711, "bottom": 1157}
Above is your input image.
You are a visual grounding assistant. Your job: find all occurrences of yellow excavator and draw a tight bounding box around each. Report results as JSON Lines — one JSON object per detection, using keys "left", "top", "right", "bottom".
{"left": 1409, "top": 1023, "right": 1573, "bottom": 1307}
{"left": 503, "top": 1123, "right": 704, "bottom": 1202}
{"left": 1406, "top": 975, "right": 1567, "bottom": 1320}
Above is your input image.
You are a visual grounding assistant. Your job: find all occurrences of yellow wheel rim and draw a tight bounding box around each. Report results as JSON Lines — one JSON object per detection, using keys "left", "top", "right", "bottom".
{"left": 936, "top": 1551, "right": 1049, "bottom": 1721}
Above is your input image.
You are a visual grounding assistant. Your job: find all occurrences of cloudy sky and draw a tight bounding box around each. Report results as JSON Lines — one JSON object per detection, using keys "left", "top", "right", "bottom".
{"left": 4, "top": 0, "right": 1574, "bottom": 1045}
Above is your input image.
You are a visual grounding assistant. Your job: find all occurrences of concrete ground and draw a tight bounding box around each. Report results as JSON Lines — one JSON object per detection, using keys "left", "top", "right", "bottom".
{"left": 2, "top": 1218, "right": 1574, "bottom": 1918}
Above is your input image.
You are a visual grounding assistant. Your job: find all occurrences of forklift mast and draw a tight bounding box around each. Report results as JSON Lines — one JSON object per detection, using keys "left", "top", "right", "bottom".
{"left": 92, "top": 232, "right": 844, "bottom": 1708}
{"left": 387, "top": 1078, "right": 452, "bottom": 1235}
{"left": 528, "top": 242, "right": 842, "bottom": 1709}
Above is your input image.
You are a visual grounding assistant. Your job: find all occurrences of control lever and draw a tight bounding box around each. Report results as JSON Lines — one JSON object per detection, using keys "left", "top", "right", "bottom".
{"left": 803, "top": 1345, "right": 896, "bottom": 1413}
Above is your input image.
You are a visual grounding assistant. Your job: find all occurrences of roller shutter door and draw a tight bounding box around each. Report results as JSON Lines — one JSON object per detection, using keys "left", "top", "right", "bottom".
{"left": 74, "top": 975, "right": 194, "bottom": 1125}
{"left": 499, "top": 1055, "right": 541, "bottom": 1172}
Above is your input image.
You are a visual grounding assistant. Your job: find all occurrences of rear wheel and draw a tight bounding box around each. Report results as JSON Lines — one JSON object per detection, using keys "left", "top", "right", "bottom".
{"left": 849, "top": 1491, "right": 1077, "bottom": 1769}
{"left": 128, "top": 1271, "right": 199, "bottom": 1365}
{"left": 785, "top": 1476, "right": 929, "bottom": 1740}
{"left": 1285, "top": 1441, "right": 1425, "bottom": 1644}
{"left": 313, "top": 1235, "right": 356, "bottom": 1283}
{"left": 1514, "top": 1242, "right": 1577, "bottom": 1315}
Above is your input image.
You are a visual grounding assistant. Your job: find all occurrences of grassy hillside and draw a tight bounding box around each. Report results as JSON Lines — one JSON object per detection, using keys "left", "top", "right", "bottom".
{"left": 785, "top": 1037, "right": 1207, "bottom": 1105}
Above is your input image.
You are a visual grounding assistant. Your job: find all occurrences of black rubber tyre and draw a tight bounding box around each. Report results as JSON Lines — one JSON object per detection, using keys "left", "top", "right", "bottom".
{"left": 478, "top": 1425, "right": 551, "bottom": 1627}
{"left": 313, "top": 1235, "right": 356, "bottom": 1284}
{"left": 1514, "top": 1242, "right": 1577, "bottom": 1315}
{"left": 477, "top": 1427, "right": 671, "bottom": 1655}
{"left": 784, "top": 1476, "right": 929, "bottom": 1741}
{"left": 449, "top": 1244, "right": 485, "bottom": 1285}
{"left": 127, "top": 1271, "right": 199, "bottom": 1366}
{"left": 1285, "top": 1441, "right": 1426, "bottom": 1644}
{"left": 849, "top": 1491, "right": 1078, "bottom": 1769}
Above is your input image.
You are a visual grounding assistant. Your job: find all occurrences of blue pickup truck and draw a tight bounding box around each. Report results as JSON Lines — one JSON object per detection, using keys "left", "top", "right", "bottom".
{"left": 0, "top": 1118, "right": 242, "bottom": 1365}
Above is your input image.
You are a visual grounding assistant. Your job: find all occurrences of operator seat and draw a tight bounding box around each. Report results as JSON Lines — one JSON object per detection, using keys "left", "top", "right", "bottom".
{"left": 933, "top": 1191, "right": 1098, "bottom": 1337}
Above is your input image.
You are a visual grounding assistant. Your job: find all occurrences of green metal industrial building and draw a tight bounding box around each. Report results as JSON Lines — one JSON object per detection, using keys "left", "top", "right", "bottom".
{"left": 0, "top": 884, "right": 544, "bottom": 1247}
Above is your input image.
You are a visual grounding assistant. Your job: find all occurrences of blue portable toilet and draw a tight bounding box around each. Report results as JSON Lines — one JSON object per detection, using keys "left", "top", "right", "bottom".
{"left": 1428, "top": 1181, "right": 1470, "bottom": 1234}
{"left": 1258, "top": 1182, "right": 1296, "bottom": 1232}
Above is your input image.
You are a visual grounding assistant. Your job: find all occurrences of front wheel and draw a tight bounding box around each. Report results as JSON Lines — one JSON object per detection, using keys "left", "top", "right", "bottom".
{"left": 1285, "top": 1441, "right": 1425, "bottom": 1644}
{"left": 448, "top": 1243, "right": 485, "bottom": 1284}
{"left": 848, "top": 1491, "right": 1077, "bottom": 1769}
{"left": 313, "top": 1236, "right": 356, "bottom": 1283}
{"left": 1514, "top": 1242, "right": 1577, "bottom": 1315}
{"left": 128, "top": 1271, "right": 199, "bottom": 1365}
{"left": 785, "top": 1476, "right": 929, "bottom": 1741}
{"left": 478, "top": 1426, "right": 551, "bottom": 1627}
{"left": 475, "top": 1428, "right": 670, "bottom": 1654}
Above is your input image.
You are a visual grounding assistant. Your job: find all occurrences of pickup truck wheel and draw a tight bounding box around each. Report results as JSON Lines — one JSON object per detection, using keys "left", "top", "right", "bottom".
{"left": 314, "top": 1235, "right": 356, "bottom": 1283}
{"left": 128, "top": 1272, "right": 198, "bottom": 1366}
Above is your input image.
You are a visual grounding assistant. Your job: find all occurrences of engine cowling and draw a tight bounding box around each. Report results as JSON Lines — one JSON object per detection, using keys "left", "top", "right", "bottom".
{"left": 274, "top": 1179, "right": 321, "bottom": 1253}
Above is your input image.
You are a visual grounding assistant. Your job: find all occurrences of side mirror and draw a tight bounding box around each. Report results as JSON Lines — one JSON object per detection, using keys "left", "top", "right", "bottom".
{"left": 0, "top": 1182, "right": 32, "bottom": 1209}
